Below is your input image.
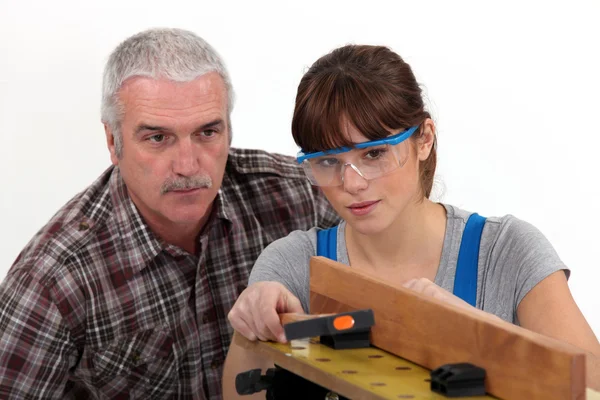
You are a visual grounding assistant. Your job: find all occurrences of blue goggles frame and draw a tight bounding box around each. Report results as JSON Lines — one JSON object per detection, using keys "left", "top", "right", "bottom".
{"left": 296, "top": 125, "right": 419, "bottom": 164}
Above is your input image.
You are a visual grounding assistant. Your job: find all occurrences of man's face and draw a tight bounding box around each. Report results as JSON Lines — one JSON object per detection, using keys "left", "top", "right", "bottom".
{"left": 105, "top": 72, "right": 230, "bottom": 233}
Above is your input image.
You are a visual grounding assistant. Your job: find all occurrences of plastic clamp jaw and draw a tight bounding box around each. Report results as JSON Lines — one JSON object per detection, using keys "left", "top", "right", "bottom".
{"left": 235, "top": 368, "right": 276, "bottom": 395}
{"left": 430, "top": 362, "right": 486, "bottom": 397}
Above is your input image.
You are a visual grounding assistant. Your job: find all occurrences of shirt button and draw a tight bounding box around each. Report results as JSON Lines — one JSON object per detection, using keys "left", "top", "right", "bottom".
{"left": 78, "top": 221, "right": 89, "bottom": 231}
{"left": 202, "top": 312, "right": 210, "bottom": 324}
{"left": 211, "top": 360, "right": 221, "bottom": 370}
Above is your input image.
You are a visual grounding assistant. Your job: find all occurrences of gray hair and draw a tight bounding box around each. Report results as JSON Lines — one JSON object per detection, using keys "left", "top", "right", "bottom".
{"left": 101, "top": 28, "right": 235, "bottom": 157}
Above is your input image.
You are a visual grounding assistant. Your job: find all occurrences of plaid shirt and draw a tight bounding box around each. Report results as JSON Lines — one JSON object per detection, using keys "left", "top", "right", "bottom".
{"left": 0, "top": 148, "right": 339, "bottom": 400}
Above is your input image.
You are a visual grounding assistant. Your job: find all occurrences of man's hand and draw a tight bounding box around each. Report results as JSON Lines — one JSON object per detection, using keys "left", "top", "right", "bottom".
{"left": 228, "top": 282, "right": 304, "bottom": 343}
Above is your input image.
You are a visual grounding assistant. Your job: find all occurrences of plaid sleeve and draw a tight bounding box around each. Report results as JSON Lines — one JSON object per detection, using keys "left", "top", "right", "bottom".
{"left": 309, "top": 185, "right": 341, "bottom": 229}
{"left": 0, "top": 269, "right": 78, "bottom": 399}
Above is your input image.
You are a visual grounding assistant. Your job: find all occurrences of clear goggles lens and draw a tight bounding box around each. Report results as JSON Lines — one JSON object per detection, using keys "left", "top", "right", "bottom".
{"left": 300, "top": 141, "right": 409, "bottom": 187}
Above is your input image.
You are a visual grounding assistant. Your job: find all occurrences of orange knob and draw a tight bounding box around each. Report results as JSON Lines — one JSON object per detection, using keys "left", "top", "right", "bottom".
{"left": 333, "top": 315, "right": 355, "bottom": 331}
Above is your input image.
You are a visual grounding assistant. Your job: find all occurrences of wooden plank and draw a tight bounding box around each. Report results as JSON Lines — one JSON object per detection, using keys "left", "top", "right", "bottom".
{"left": 309, "top": 256, "right": 587, "bottom": 400}
{"left": 279, "top": 312, "right": 332, "bottom": 325}
{"left": 234, "top": 333, "right": 495, "bottom": 399}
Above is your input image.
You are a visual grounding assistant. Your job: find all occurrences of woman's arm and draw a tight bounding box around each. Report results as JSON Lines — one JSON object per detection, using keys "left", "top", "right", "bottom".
{"left": 517, "top": 270, "right": 600, "bottom": 389}
{"left": 224, "top": 281, "right": 304, "bottom": 398}
{"left": 222, "top": 332, "right": 275, "bottom": 399}
{"left": 224, "top": 230, "right": 315, "bottom": 395}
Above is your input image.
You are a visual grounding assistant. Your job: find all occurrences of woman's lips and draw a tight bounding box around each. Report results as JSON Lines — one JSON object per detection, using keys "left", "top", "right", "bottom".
{"left": 347, "top": 200, "right": 380, "bottom": 216}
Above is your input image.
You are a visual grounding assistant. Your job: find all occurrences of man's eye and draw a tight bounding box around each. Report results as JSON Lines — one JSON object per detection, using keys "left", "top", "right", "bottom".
{"left": 201, "top": 130, "right": 217, "bottom": 138}
{"left": 148, "top": 134, "right": 165, "bottom": 143}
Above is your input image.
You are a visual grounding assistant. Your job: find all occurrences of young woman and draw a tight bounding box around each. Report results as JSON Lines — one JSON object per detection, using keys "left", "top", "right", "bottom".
{"left": 223, "top": 45, "right": 600, "bottom": 397}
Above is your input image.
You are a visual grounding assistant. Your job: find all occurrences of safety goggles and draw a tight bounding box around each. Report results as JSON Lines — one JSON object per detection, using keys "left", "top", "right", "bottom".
{"left": 296, "top": 125, "right": 418, "bottom": 187}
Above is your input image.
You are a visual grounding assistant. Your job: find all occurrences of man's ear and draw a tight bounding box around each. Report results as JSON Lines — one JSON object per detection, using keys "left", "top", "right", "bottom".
{"left": 417, "top": 118, "right": 436, "bottom": 161}
{"left": 104, "top": 123, "right": 119, "bottom": 165}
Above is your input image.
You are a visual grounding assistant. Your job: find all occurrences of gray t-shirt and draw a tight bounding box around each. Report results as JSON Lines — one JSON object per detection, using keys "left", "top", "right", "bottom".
{"left": 249, "top": 204, "right": 568, "bottom": 324}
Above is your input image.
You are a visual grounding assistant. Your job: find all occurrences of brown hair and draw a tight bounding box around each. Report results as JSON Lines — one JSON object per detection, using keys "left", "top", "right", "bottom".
{"left": 292, "top": 45, "right": 436, "bottom": 198}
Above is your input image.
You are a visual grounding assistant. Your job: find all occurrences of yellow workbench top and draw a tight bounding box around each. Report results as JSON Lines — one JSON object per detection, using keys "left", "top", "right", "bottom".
{"left": 262, "top": 338, "right": 494, "bottom": 399}
{"left": 240, "top": 335, "right": 599, "bottom": 399}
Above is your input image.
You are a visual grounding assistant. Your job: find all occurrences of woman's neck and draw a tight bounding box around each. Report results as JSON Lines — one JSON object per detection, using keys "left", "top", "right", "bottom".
{"left": 345, "top": 200, "right": 447, "bottom": 280}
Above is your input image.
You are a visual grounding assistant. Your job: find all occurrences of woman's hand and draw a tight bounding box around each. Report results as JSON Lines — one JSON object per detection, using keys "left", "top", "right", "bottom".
{"left": 402, "top": 277, "right": 474, "bottom": 311}
{"left": 227, "top": 281, "right": 304, "bottom": 343}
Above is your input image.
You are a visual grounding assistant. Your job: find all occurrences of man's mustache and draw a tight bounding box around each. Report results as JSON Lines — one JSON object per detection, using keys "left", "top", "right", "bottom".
{"left": 161, "top": 176, "right": 212, "bottom": 194}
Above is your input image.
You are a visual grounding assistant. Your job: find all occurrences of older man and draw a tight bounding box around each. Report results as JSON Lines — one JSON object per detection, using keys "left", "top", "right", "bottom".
{"left": 0, "top": 28, "right": 338, "bottom": 399}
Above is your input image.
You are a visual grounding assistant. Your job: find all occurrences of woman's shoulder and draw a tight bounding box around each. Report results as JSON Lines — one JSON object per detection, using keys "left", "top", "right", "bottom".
{"left": 443, "top": 203, "right": 540, "bottom": 237}
{"left": 443, "top": 204, "right": 561, "bottom": 268}
{"left": 248, "top": 226, "right": 330, "bottom": 285}
{"left": 265, "top": 227, "right": 320, "bottom": 256}
{"left": 250, "top": 227, "right": 322, "bottom": 275}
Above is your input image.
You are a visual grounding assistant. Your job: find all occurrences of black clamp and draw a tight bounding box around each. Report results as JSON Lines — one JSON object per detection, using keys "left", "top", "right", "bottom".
{"left": 283, "top": 309, "right": 374, "bottom": 349}
{"left": 236, "top": 366, "right": 349, "bottom": 399}
{"left": 430, "top": 362, "right": 486, "bottom": 397}
{"left": 320, "top": 329, "right": 370, "bottom": 350}
{"left": 235, "top": 368, "right": 275, "bottom": 395}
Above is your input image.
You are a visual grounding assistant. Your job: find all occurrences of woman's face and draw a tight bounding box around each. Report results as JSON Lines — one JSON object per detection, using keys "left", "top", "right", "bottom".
{"left": 319, "top": 120, "right": 435, "bottom": 235}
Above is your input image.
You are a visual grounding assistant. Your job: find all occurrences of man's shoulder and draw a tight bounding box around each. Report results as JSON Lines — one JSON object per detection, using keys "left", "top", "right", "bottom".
{"left": 222, "top": 147, "right": 318, "bottom": 212}
{"left": 220, "top": 148, "right": 340, "bottom": 231}
{"left": 226, "top": 148, "right": 305, "bottom": 180}
{"left": 9, "top": 167, "right": 117, "bottom": 286}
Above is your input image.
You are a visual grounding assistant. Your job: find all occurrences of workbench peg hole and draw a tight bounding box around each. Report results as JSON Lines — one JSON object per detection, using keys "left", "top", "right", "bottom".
{"left": 368, "top": 355, "right": 384, "bottom": 359}
{"left": 395, "top": 366, "right": 411, "bottom": 370}
{"left": 316, "top": 358, "right": 331, "bottom": 362}
{"left": 370, "top": 382, "right": 386, "bottom": 386}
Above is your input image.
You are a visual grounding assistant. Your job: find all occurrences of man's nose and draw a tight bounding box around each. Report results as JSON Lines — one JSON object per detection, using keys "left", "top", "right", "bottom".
{"left": 173, "top": 138, "right": 200, "bottom": 176}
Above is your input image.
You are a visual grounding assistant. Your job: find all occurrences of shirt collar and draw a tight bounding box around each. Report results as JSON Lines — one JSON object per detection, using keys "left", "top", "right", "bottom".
{"left": 109, "top": 167, "right": 165, "bottom": 276}
{"left": 108, "top": 167, "right": 235, "bottom": 275}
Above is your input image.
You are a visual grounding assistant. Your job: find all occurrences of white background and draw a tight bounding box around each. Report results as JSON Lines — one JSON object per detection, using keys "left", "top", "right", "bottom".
{"left": 1, "top": 1, "right": 598, "bottom": 336}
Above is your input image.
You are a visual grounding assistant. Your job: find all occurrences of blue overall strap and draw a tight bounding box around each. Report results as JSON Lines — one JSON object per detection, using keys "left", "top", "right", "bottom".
{"left": 453, "top": 213, "right": 487, "bottom": 307}
{"left": 316, "top": 225, "right": 339, "bottom": 261}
